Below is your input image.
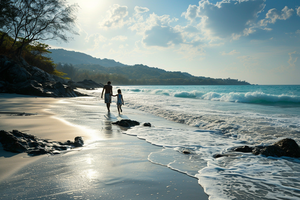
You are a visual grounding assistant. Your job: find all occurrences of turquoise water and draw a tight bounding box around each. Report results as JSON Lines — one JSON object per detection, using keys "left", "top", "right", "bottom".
{"left": 112, "top": 85, "right": 300, "bottom": 199}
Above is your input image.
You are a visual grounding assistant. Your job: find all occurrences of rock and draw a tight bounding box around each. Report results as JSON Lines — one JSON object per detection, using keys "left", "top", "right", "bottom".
{"left": 232, "top": 145, "right": 254, "bottom": 153}
{"left": 0, "top": 130, "right": 84, "bottom": 156}
{"left": 213, "top": 154, "right": 225, "bottom": 158}
{"left": 181, "top": 149, "right": 191, "bottom": 154}
{"left": 4, "top": 62, "right": 31, "bottom": 83}
{"left": 213, "top": 153, "right": 238, "bottom": 158}
{"left": 74, "top": 136, "right": 84, "bottom": 147}
{"left": 253, "top": 138, "right": 300, "bottom": 157}
{"left": 274, "top": 138, "right": 300, "bottom": 157}
{"left": 0, "top": 130, "right": 30, "bottom": 153}
{"left": 231, "top": 138, "right": 300, "bottom": 158}
{"left": 15, "top": 80, "right": 48, "bottom": 97}
{"left": 143, "top": 122, "right": 151, "bottom": 127}
{"left": 112, "top": 119, "right": 140, "bottom": 127}
{"left": 0, "top": 55, "right": 85, "bottom": 97}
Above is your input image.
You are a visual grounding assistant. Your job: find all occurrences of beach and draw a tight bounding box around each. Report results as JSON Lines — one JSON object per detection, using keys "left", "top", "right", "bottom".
{"left": 1, "top": 84, "right": 300, "bottom": 200}
{"left": 0, "top": 93, "right": 208, "bottom": 199}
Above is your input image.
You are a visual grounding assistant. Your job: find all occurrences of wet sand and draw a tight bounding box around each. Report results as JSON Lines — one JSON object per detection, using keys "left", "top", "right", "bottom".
{"left": 0, "top": 94, "right": 208, "bottom": 199}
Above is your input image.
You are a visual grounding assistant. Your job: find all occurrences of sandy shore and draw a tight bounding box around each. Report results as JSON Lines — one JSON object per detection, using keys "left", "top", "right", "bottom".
{"left": 0, "top": 94, "right": 208, "bottom": 199}
{"left": 0, "top": 94, "right": 93, "bottom": 183}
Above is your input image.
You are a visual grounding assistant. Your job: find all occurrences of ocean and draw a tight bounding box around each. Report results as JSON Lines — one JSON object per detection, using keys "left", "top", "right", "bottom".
{"left": 64, "top": 85, "right": 300, "bottom": 199}
{"left": 112, "top": 85, "right": 300, "bottom": 199}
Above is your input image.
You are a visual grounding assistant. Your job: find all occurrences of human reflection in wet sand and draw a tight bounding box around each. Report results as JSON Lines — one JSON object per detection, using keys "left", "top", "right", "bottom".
{"left": 103, "top": 112, "right": 113, "bottom": 138}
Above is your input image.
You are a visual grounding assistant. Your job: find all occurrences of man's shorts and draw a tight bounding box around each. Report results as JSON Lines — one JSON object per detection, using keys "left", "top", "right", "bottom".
{"left": 105, "top": 93, "right": 111, "bottom": 103}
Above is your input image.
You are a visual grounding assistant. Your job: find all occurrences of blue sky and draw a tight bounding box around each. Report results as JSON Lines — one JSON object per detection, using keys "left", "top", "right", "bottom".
{"left": 49, "top": 0, "right": 300, "bottom": 85}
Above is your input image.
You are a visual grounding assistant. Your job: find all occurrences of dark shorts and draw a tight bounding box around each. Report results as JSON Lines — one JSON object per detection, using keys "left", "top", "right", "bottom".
{"left": 105, "top": 93, "right": 111, "bottom": 103}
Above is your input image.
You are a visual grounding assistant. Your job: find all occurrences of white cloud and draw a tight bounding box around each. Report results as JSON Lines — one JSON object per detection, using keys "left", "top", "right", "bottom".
{"left": 111, "top": 35, "right": 128, "bottom": 41}
{"left": 84, "top": 34, "right": 107, "bottom": 49}
{"left": 297, "top": 7, "right": 300, "bottom": 16}
{"left": 243, "top": 27, "right": 256, "bottom": 36}
{"left": 181, "top": 5, "right": 198, "bottom": 21}
{"left": 129, "top": 12, "right": 183, "bottom": 48}
{"left": 260, "top": 6, "right": 294, "bottom": 26}
{"left": 134, "top": 6, "right": 149, "bottom": 14}
{"left": 222, "top": 50, "right": 240, "bottom": 56}
{"left": 100, "top": 4, "right": 128, "bottom": 29}
{"left": 183, "top": 0, "right": 265, "bottom": 40}
{"left": 129, "top": 13, "right": 177, "bottom": 34}
{"left": 288, "top": 51, "right": 299, "bottom": 67}
{"left": 143, "top": 26, "right": 183, "bottom": 47}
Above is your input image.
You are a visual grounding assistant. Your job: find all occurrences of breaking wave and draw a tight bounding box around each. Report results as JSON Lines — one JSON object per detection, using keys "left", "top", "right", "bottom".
{"left": 124, "top": 88, "right": 300, "bottom": 105}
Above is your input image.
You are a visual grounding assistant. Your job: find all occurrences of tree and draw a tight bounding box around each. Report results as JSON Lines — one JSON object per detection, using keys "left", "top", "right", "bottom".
{"left": 0, "top": 0, "right": 78, "bottom": 57}
{"left": 0, "top": 0, "right": 17, "bottom": 46}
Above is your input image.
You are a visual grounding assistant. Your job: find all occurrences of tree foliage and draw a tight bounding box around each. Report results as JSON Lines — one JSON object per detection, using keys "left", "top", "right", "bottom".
{"left": 0, "top": 0, "right": 78, "bottom": 56}
{"left": 56, "top": 63, "right": 250, "bottom": 85}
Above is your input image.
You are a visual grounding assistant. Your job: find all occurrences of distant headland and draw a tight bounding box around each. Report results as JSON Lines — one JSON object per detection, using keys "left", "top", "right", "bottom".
{"left": 48, "top": 49, "right": 251, "bottom": 86}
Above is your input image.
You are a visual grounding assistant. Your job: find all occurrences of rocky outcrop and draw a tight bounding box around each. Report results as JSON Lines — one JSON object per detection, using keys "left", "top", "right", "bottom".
{"left": 0, "top": 130, "right": 84, "bottom": 156}
{"left": 0, "top": 55, "right": 85, "bottom": 97}
{"left": 68, "top": 79, "right": 103, "bottom": 90}
{"left": 214, "top": 138, "right": 300, "bottom": 158}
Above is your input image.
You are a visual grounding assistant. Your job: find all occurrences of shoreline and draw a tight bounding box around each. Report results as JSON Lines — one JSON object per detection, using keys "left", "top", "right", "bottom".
{"left": 0, "top": 94, "right": 208, "bottom": 199}
{"left": 0, "top": 94, "right": 94, "bottom": 183}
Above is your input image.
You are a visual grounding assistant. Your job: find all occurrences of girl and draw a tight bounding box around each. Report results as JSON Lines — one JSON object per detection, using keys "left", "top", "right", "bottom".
{"left": 114, "top": 89, "right": 124, "bottom": 114}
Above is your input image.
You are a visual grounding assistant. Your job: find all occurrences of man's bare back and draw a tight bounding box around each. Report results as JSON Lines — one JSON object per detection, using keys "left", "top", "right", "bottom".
{"left": 103, "top": 84, "right": 112, "bottom": 94}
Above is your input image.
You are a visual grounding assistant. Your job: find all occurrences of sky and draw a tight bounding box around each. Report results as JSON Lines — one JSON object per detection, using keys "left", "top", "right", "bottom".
{"left": 48, "top": 0, "right": 300, "bottom": 85}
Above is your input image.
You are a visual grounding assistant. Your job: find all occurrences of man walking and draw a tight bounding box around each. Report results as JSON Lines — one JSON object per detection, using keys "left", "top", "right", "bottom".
{"left": 101, "top": 81, "right": 113, "bottom": 112}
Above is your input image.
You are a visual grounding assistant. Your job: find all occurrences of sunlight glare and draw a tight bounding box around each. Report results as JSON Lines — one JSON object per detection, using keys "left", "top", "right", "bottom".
{"left": 79, "top": 0, "right": 104, "bottom": 11}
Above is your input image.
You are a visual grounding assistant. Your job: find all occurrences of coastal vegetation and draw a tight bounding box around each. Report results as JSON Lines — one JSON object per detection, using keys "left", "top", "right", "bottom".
{"left": 56, "top": 62, "right": 250, "bottom": 85}
{"left": 0, "top": 0, "right": 77, "bottom": 77}
{"left": 52, "top": 49, "right": 250, "bottom": 85}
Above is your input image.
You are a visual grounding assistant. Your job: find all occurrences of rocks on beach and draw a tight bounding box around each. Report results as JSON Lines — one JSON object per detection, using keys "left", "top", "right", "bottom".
{"left": 0, "top": 55, "right": 102, "bottom": 97}
{"left": 214, "top": 138, "right": 300, "bottom": 158}
{"left": 112, "top": 119, "right": 152, "bottom": 128}
{"left": 0, "top": 130, "right": 84, "bottom": 156}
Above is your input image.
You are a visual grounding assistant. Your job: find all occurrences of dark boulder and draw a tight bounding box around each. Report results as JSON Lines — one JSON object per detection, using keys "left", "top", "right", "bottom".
{"left": 74, "top": 136, "right": 84, "bottom": 147}
{"left": 253, "top": 138, "right": 300, "bottom": 157}
{"left": 231, "top": 138, "right": 300, "bottom": 158}
{"left": 143, "top": 122, "right": 151, "bottom": 127}
{"left": 0, "top": 130, "right": 84, "bottom": 156}
{"left": 15, "top": 80, "right": 48, "bottom": 97}
{"left": 2, "top": 61, "right": 31, "bottom": 83}
{"left": 0, "top": 55, "right": 85, "bottom": 97}
{"left": 112, "top": 119, "right": 140, "bottom": 127}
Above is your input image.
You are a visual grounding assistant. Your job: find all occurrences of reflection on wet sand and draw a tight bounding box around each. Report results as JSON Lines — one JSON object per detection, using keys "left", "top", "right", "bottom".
{"left": 103, "top": 120, "right": 113, "bottom": 138}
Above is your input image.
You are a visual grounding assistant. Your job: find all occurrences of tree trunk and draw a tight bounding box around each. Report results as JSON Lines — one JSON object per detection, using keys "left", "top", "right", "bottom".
{"left": 15, "top": 41, "right": 29, "bottom": 58}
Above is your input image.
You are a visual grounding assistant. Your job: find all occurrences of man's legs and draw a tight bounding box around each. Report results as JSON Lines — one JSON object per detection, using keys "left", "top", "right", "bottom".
{"left": 106, "top": 103, "right": 110, "bottom": 112}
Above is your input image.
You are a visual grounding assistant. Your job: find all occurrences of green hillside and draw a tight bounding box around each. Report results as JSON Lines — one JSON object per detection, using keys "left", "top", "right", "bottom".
{"left": 50, "top": 49, "right": 251, "bottom": 85}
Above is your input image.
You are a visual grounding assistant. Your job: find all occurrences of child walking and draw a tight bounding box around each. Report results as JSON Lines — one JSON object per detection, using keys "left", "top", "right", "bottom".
{"left": 114, "top": 89, "right": 124, "bottom": 114}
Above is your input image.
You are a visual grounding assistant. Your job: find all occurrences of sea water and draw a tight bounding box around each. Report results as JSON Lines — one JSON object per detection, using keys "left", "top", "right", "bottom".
{"left": 107, "top": 85, "right": 300, "bottom": 200}
{"left": 76, "top": 85, "right": 300, "bottom": 199}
